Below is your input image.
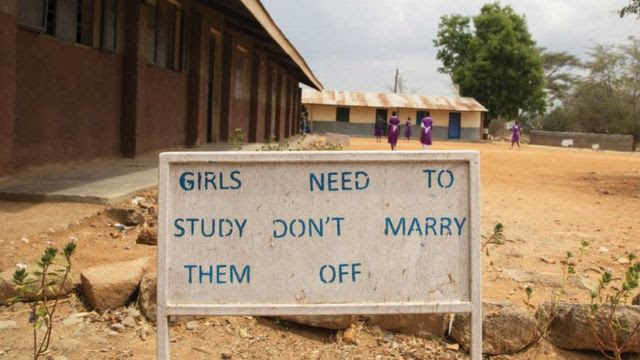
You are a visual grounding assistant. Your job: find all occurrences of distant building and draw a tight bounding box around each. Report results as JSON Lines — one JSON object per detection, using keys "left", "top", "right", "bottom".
{"left": 0, "top": 0, "right": 322, "bottom": 174}
{"left": 302, "top": 90, "right": 487, "bottom": 140}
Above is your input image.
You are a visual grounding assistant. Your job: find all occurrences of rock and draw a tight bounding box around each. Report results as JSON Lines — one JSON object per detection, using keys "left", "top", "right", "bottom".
{"left": 540, "top": 257, "right": 556, "bottom": 264}
{"left": 445, "top": 343, "right": 460, "bottom": 351}
{"left": 450, "top": 302, "right": 539, "bottom": 355}
{"left": 618, "top": 257, "right": 630, "bottom": 265}
{"left": 633, "top": 293, "right": 640, "bottom": 306}
{"left": 367, "top": 314, "right": 446, "bottom": 338}
{"left": 105, "top": 207, "right": 144, "bottom": 226}
{"left": 186, "top": 321, "right": 199, "bottom": 330}
{"left": 136, "top": 227, "right": 157, "bottom": 245}
{"left": 342, "top": 324, "right": 358, "bottom": 344}
{"left": 122, "top": 316, "right": 137, "bottom": 327}
{"left": 62, "top": 313, "right": 85, "bottom": 326}
{"left": 81, "top": 257, "right": 149, "bottom": 310}
{"left": 110, "top": 323, "right": 125, "bottom": 332}
{"left": 0, "top": 320, "right": 17, "bottom": 331}
{"left": 539, "top": 302, "right": 640, "bottom": 352}
{"left": 0, "top": 263, "right": 74, "bottom": 305}
{"left": 221, "top": 351, "right": 233, "bottom": 359}
{"left": 502, "top": 268, "right": 563, "bottom": 287}
{"left": 20, "top": 237, "right": 29, "bottom": 244}
{"left": 598, "top": 246, "right": 609, "bottom": 254}
{"left": 138, "top": 268, "right": 157, "bottom": 322}
{"left": 277, "top": 315, "right": 359, "bottom": 330}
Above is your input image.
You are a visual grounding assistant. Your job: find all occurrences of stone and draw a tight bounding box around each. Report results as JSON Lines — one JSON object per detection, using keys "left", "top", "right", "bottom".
{"left": 450, "top": 302, "right": 539, "bottom": 355}
{"left": 277, "top": 315, "right": 359, "bottom": 330}
{"left": 0, "top": 321, "right": 17, "bottom": 331}
{"left": 136, "top": 227, "right": 157, "bottom": 245}
{"left": 599, "top": 246, "right": 609, "bottom": 254}
{"left": 0, "top": 263, "right": 74, "bottom": 305}
{"left": 186, "top": 321, "right": 199, "bottom": 330}
{"left": 138, "top": 269, "right": 157, "bottom": 323}
{"left": 366, "top": 314, "right": 446, "bottom": 338}
{"left": 502, "top": 268, "right": 563, "bottom": 287}
{"left": 110, "top": 323, "right": 125, "bottom": 332}
{"left": 342, "top": 324, "right": 358, "bottom": 344}
{"left": 81, "top": 257, "right": 149, "bottom": 310}
{"left": 618, "top": 257, "right": 630, "bottom": 265}
{"left": 62, "top": 313, "right": 86, "bottom": 326}
{"left": 539, "top": 302, "right": 640, "bottom": 352}
{"left": 122, "top": 316, "right": 137, "bottom": 327}
{"left": 105, "top": 207, "right": 144, "bottom": 226}
{"left": 221, "top": 351, "right": 233, "bottom": 359}
{"left": 446, "top": 343, "right": 460, "bottom": 351}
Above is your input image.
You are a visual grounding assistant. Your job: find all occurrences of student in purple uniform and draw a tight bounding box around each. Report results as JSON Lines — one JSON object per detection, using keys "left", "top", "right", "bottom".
{"left": 420, "top": 115, "right": 433, "bottom": 150}
{"left": 404, "top": 117, "right": 412, "bottom": 141}
{"left": 374, "top": 115, "right": 385, "bottom": 142}
{"left": 387, "top": 111, "right": 401, "bottom": 150}
{"left": 510, "top": 121, "right": 521, "bottom": 149}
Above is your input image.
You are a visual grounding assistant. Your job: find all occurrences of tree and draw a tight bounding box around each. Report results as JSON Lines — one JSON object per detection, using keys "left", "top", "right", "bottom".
{"left": 434, "top": 2, "right": 546, "bottom": 129}
{"left": 386, "top": 69, "right": 418, "bottom": 94}
{"left": 540, "top": 48, "right": 581, "bottom": 105}
{"left": 619, "top": 0, "right": 640, "bottom": 17}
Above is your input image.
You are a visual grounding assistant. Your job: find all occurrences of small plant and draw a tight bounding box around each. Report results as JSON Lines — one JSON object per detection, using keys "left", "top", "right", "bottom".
{"left": 11, "top": 240, "right": 77, "bottom": 359}
{"left": 232, "top": 128, "right": 245, "bottom": 150}
{"left": 481, "top": 223, "right": 505, "bottom": 256}
{"left": 586, "top": 253, "right": 640, "bottom": 360}
{"left": 259, "top": 134, "right": 289, "bottom": 151}
{"left": 524, "top": 285, "right": 534, "bottom": 308}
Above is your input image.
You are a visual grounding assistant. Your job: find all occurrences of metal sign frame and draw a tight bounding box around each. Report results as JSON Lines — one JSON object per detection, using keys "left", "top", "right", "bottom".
{"left": 157, "top": 151, "right": 482, "bottom": 359}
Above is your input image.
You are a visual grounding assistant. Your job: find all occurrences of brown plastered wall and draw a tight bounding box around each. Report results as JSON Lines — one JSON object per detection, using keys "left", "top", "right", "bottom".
{"left": 0, "top": 1, "right": 16, "bottom": 174}
{"left": 15, "top": 30, "right": 123, "bottom": 167}
{"left": 138, "top": 67, "right": 189, "bottom": 153}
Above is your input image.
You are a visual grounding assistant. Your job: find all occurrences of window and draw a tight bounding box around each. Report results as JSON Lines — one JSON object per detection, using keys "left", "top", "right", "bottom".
{"left": 147, "top": 0, "right": 187, "bottom": 71}
{"left": 100, "top": 0, "right": 117, "bottom": 51}
{"left": 336, "top": 107, "right": 350, "bottom": 122}
{"left": 18, "top": 0, "right": 48, "bottom": 31}
{"left": 146, "top": 3, "right": 159, "bottom": 63}
{"left": 416, "top": 110, "right": 430, "bottom": 125}
{"left": 18, "top": 0, "right": 107, "bottom": 49}
{"left": 234, "top": 46, "right": 248, "bottom": 100}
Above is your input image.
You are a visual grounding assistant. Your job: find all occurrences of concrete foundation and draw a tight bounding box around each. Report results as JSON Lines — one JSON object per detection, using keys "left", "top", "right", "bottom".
{"left": 311, "top": 122, "right": 481, "bottom": 140}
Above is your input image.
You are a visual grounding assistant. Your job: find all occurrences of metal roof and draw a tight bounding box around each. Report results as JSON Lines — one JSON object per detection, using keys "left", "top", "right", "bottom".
{"left": 301, "top": 89, "right": 488, "bottom": 112}
{"left": 240, "top": 0, "right": 323, "bottom": 90}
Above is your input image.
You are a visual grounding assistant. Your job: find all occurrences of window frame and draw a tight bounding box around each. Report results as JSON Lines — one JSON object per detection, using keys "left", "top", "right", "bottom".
{"left": 336, "top": 107, "right": 350, "bottom": 123}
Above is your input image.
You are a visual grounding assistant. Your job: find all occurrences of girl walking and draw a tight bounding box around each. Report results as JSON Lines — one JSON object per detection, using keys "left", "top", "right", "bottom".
{"left": 420, "top": 114, "right": 433, "bottom": 150}
{"left": 388, "top": 112, "right": 401, "bottom": 150}
{"left": 404, "top": 117, "right": 412, "bottom": 141}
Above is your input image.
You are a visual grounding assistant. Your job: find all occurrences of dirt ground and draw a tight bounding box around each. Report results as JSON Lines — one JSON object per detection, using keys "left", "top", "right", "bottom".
{"left": 1, "top": 138, "right": 639, "bottom": 359}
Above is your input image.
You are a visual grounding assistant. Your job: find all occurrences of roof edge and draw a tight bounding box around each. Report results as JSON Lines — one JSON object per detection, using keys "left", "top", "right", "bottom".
{"left": 240, "top": 0, "right": 323, "bottom": 90}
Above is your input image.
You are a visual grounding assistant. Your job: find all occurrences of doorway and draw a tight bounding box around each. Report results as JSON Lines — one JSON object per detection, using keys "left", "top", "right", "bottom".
{"left": 448, "top": 112, "right": 461, "bottom": 139}
{"left": 206, "top": 35, "right": 216, "bottom": 143}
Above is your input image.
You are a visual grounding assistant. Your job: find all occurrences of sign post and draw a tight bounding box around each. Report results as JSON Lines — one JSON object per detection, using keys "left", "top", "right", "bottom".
{"left": 158, "top": 151, "right": 481, "bottom": 359}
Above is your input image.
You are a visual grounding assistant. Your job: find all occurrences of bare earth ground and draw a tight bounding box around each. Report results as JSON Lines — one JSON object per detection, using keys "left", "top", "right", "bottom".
{"left": 0, "top": 138, "right": 639, "bottom": 359}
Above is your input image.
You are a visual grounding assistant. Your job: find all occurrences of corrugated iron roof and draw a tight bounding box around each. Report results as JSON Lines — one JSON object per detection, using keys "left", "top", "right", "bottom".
{"left": 301, "top": 89, "right": 488, "bottom": 112}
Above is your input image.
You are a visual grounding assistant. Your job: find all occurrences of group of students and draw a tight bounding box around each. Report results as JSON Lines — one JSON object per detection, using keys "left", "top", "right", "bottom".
{"left": 374, "top": 113, "right": 523, "bottom": 150}
{"left": 375, "top": 112, "right": 432, "bottom": 150}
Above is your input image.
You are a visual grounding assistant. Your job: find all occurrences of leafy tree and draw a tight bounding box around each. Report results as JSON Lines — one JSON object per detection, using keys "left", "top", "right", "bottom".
{"left": 434, "top": 2, "right": 546, "bottom": 129}
{"left": 619, "top": 0, "right": 640, "bottom": 17}
{"left": 540, "top": 48, "right": 581, "bottom": 105}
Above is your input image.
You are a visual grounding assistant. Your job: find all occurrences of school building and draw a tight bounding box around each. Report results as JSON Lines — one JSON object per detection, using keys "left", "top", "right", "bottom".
{"left": 0, "top": 0, "right": 321, "bottom": 175}
{"left": 302, "top": 90, "right": 487, "bottom": 140}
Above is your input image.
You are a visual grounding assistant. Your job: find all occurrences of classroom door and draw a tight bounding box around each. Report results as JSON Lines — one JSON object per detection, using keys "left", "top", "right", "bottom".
{"left": 448, "top": 112, "right": 461, "bottom": 139}
{"left": 375, "top": 109, "right": 388, "bottom": 121}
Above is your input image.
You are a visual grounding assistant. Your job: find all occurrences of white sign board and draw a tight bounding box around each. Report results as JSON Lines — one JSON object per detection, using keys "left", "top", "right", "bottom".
{"left": 158, "top": 151, "right": 481, "bottom": 359}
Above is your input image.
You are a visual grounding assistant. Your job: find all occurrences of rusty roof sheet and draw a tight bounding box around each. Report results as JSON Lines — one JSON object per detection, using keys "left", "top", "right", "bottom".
{"left": 301, "top": 89, "right": 488, "bottom": 112}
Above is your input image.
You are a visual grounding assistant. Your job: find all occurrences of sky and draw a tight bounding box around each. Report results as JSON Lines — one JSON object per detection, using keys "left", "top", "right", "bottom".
{"left": 261, "top": 0, "right": 639, "bottom": 96}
